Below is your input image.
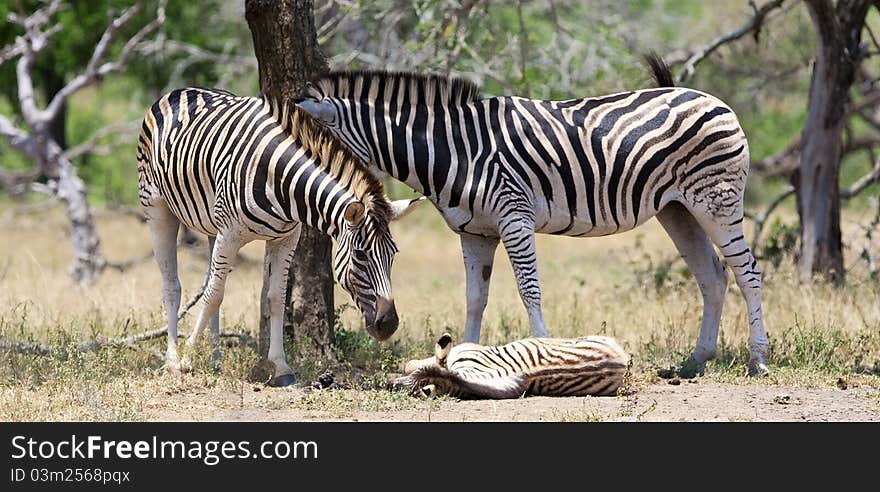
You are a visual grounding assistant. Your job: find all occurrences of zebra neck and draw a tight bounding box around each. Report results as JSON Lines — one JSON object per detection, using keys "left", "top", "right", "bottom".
{"left": 286, "top": 176, "right": 355, "bottom": 237}
{"left": 370, "top": 102, "right": 474, "bottom": 199}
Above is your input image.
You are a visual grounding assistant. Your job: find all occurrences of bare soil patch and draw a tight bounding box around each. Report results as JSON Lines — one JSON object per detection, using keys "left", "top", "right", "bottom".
{"left": 145, "top": 380, "right": 880, "bottom": 422}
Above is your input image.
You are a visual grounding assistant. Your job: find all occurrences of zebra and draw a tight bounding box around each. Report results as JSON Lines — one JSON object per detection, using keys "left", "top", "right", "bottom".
{"left": 137, "top": 87, "right": 422, "bottom": 385}
{"left": 296, "top": 56, "right": 770, "bottom": 376}
{"left": 391, "top": 333, "right": 630, "bottom": 398}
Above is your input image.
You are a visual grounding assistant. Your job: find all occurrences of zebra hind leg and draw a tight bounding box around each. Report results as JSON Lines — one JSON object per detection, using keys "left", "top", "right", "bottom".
{"left": 180, "top": 232, "right": 246, "bottom": 372}
{"left": 656, "top": 202, "right": 728, "bottom": 378}
{"left": 690, "top": 208, "right": 770, "bottom": 377}
{"left": 498, "top": 215, "right": 548, "bottom": 338}
{"left": 145, "top": 201, "right": 183, "bottom": 375}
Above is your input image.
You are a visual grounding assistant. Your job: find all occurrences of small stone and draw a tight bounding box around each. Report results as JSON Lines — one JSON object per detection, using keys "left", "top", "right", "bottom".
{"left": 836, "top": 377, "right": 848, "bottom": 390}
{"left": 252, "top": 386, "right": 261, "bottom": 392}
{"left": 317, "top": 371, "right": 335, "bottom": 388}
{"left": 774, "top": 394, "right": 792, "bottom": 405}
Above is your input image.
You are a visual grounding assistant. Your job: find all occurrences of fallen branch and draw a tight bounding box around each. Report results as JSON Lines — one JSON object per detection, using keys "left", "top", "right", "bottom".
{"left": 103, "top": 252, "right": 155, "bottom": 273}
{"left": 0, "top": 196, "right": 59, "bottom": 223}
{"left": 0, "top": 280, "right": 224, "bottom": 357}
{"left": 0, "top": 331, "right": 251, "bottom": 357}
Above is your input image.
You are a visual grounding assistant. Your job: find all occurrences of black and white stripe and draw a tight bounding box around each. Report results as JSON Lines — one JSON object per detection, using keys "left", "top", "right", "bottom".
{"left": 137, "top": 87, "right": 415, "bottom": 383}
{"left": 298, "top": 58, "right": 770, "bottom": 376}
{"left": 393, "top": 333, "right": 630, "bottom": 398}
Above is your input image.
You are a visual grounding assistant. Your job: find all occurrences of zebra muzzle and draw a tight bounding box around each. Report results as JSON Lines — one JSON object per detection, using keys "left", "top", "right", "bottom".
{"left": 367, "top": 297, "right": 398, "bottom": 341}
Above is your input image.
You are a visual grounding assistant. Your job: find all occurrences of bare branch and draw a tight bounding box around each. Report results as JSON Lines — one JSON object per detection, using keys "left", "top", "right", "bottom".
{"left": 745, "top": 186, "right": 796, "bottom": 251}
{"left": 141, "top": 39, "right": 257, "bottom": 68}
{"left": 841, "top": 158, "right": 880, "bottom": 198}
{"left": 42, "top": 1, "right": 166, "bottom": 122}
{"left": 11, "top": 0, "right": 65, "bottom": 124}
{"left": 674, "top": 0, "right": 789, "bottom": 84}
{"left": 0, "top": 114, "right": 36, "bottom": 158}
{"left": 0, "top": 42, "right": 23, "bottom": 66}
{"left": 62, "top": 120, "right": 141, "bottom": 161}
{"left": 0, "top": 166, "right": 42, "bottom": 195}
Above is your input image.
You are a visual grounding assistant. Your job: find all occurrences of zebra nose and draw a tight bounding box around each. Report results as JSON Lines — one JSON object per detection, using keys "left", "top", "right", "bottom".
{"left": 372, "top": 297, "right": 398, "bottom": 341}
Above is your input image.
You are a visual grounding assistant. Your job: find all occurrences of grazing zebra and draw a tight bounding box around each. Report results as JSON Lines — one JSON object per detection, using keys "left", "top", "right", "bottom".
{"left": 296, "top": 57, "right": 770, "bottom": 376}
{"left": 392, "top": 333, "right": 630, "bottom": 398}
{"left": 137, "top": 87, "right": 422, "bottom": 385}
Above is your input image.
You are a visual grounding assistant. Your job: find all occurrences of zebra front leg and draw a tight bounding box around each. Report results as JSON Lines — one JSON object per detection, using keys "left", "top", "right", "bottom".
{"left": 265, "top": 226, "right": 300, "bottom": 386}
{"left": 499, "top": 216, "right": 548, "bottom": 338}
{"left": 460, "top": 233, "right": 500, "bottom": 343}
{"left": 146, "top": 203, "right": 183, "bottom": 374}
{"left": 207, "top": 236, "right": 221, "bottom": 367}
{"left": 180, "top": 232, "right": 245, "bottom": 372}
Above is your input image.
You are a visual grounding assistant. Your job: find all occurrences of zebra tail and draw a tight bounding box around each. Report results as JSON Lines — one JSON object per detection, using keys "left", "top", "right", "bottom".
{"left": 643, "top": 51, "right": 675, "bottom": 87}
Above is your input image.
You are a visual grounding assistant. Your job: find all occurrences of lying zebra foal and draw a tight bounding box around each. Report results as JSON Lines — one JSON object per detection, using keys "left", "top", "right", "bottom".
{"left": 391, "top": 334, "right": 630, "bottom": 399}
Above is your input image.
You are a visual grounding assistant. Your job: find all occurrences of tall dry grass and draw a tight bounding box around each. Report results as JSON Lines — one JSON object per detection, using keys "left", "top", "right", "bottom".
{"left": 1, "top": 203, "right": 878, "bottom": 420}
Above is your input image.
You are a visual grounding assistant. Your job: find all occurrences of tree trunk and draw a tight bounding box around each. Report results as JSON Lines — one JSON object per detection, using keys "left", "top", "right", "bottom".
{"left": 796, "top": 0, "right": 871, "bottom": 284}
{"left": 43, "top": 140, "right": 104, "bottom": 284}
{"left": 245, "top": 0, "right": 335, "bottom": 361}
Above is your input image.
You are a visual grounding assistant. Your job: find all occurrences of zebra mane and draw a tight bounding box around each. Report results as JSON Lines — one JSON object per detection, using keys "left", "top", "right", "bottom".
{"left": 311, "top": 70, "right": 482, "bottom": 105}
{"left": 262, "top": 95, "right": 391, "bottom": 224}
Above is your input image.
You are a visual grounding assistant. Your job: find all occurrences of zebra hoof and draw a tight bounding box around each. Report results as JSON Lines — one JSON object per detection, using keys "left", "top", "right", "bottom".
{"left": 418, "top": 384, "right": 437, "bottom": 398}
{"left": 269, "top": 374, "right": 297, "bottom": 387}
{"left": 678, "top": 356, "right": 706, "bottom": 379}
{"left": 747, "top": 362, "right": 770, "bottom": 378}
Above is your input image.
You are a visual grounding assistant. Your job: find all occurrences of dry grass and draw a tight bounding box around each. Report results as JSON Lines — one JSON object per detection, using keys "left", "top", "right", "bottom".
{"left": 0, "top": 203, "right": 878, "bottom": 421}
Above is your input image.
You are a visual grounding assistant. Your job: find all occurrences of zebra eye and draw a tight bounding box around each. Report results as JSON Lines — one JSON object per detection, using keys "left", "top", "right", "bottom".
{"left": 353, "top": 250, "right": 368, "bottom": 261}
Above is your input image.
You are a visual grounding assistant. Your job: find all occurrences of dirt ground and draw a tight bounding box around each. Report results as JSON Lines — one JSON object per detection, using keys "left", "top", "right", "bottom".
{"left": 145, "top": 380, "right": 880, "bottom": 422}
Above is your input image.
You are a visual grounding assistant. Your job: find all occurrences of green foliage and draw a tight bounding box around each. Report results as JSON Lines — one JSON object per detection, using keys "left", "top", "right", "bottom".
{"left": 762, "top": 218, "right": 800, "bottom": 268}
{"left": 0, "top": 1, "right": 139, "bottom": 112}
{"left": 0, "top": 1, "right": 256, "bottom": 205}
{"left": 0, "top": 1, "right": 248, "bottom": 109}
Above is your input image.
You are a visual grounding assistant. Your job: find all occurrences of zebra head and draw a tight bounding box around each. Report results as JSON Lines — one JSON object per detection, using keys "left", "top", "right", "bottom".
{"left": 333, "top": 196, "right": 424, "bottom": 341}
{"left": 296, "top": 82, "right": 372, "bottom": 163}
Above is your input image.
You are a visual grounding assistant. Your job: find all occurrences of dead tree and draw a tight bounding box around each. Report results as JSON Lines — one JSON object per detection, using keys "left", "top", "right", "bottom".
{"left": 245, "top": 0, "right": 336, "bottom": 363}
{"left": 0, "top": 0, "right": 164, "bottom": 284}
{"left": 666, "top": 0, "right": 880, "bottom": 282}
{"left": 795, "top": 0, "right": 872, "bottom": 283}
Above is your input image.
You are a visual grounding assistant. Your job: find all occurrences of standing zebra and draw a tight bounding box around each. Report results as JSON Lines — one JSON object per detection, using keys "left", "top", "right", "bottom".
{"left": 296, "top": 58, "right": 770, "bottom": 376}
{"left": 137, "top": 87, "right": 421, "bottom": 385}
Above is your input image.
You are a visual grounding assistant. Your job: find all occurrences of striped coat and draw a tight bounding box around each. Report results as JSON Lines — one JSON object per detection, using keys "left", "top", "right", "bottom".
{"left": 298, "top": 58, "right": 770, "bottom": 376}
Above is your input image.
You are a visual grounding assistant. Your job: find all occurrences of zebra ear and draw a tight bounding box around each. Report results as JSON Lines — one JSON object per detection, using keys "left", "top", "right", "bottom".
{"left": 296, "top": 99, "right": 334, "bottom": 123}
{"left": 343, "top": 201, "right": 366, "bottom": 225}
{"left": 389, "top": 196, "right": 426, "bottom": 221}
{"left": 434, "top": 333, "right": 453, "bottom": 368}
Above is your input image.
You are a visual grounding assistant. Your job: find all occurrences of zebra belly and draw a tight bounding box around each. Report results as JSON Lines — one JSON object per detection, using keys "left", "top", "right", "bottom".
{"left": 534, "top": 200, "right": 667, "bottom": 237}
